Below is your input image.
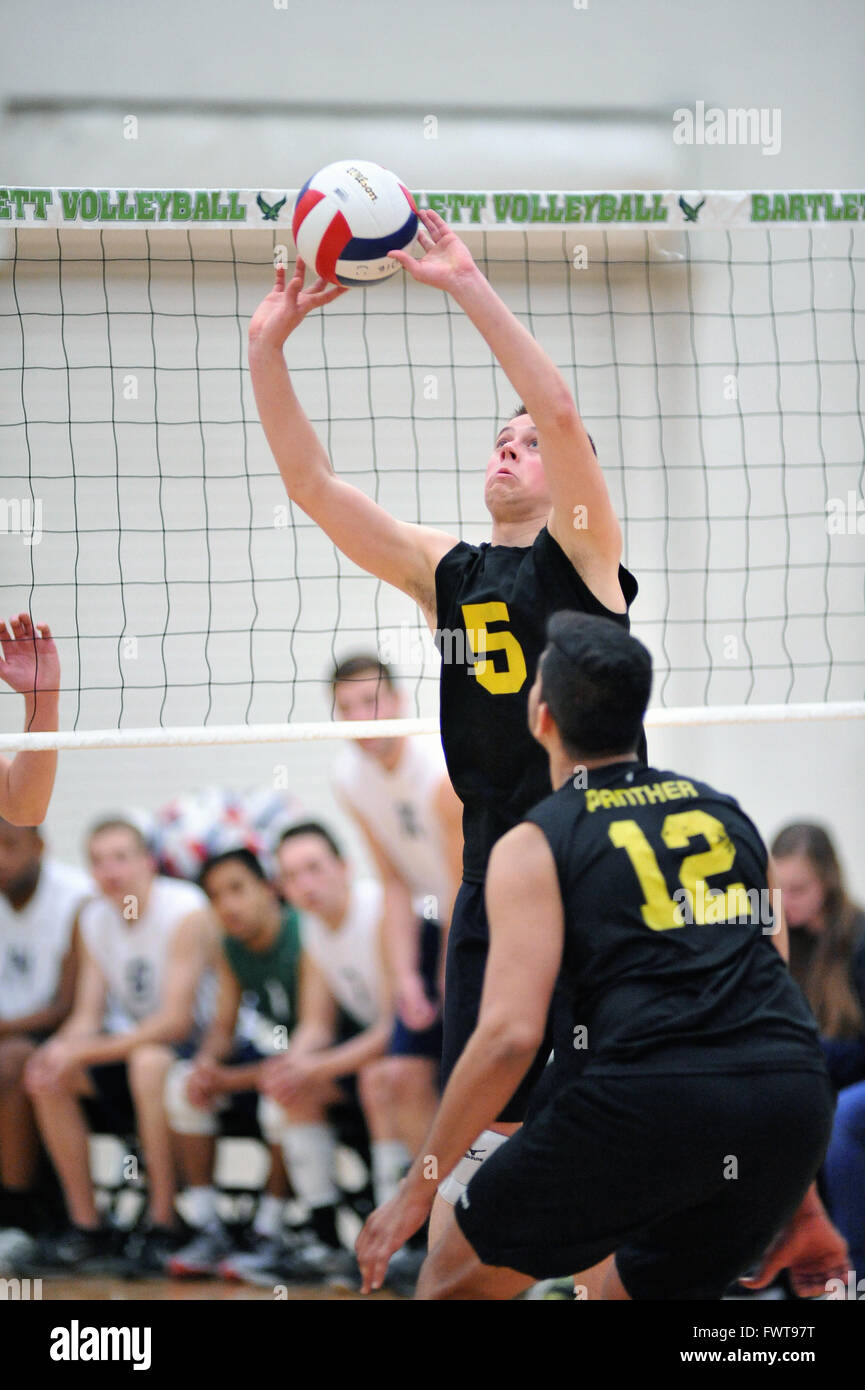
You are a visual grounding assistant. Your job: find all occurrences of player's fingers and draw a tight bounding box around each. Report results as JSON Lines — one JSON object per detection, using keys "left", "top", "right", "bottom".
{"left": 9, "top": 614, "right": 27, "bottom": 638}
{"left": 739, "top": 1257, "right": 778, "bottom": 1289}
{"left": 421, "top": 208, "right": 448, "bottom": 236}
{"left": 274, "top": 263, "right": 286, "bottom": 290}
{"left": 312, "top": 283, "right": 347, "bottom": 305}
{"left": 792, "top": 1264, "right": 847, "bottom": 1298}
{"left": 387, "top": 249, "right": 419, "bottom": 278}
{"left": 35, "top": 621, "right": 52, "bottom": 639}
{"left": 368, "top": 1246, "right": 389, "bottom": 1292}
{"left": 355, "top": 1230, "right": 374, "bottom": 1294}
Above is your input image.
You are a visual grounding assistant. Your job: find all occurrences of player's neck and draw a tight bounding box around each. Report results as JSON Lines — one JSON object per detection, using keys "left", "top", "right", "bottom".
{"left": 3, "top": 865, "right": 42, "bottom": 911}
{"left": 247, "top": 901, "right": 282, "bottom": 951}
{"left": 371, "top": 738, "right": 406, "bottom": 772}
{"left": 320, "top": 883, "right": 351, "bottom": 931}
{"left": 113, "top": 876, "right": 154, "bottom": 923}
{"left": 489, "top": 511, "right": 547, "bottom": 548}
{"left": 549, "top": 747, "right": 640, "bottom": 790}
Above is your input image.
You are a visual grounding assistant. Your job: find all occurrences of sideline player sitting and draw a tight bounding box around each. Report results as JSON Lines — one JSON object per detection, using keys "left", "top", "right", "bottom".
{"left": 165, "top": 848, "right": 298, "bottom": 1280}
{"left": 329, "top": 652, "right": 463, "bottom": 1148}
{"left": 0, "top": 820, "right": 91, "bottom": 1257}
{"left": 357, "top": 613, "right": 848, "bottom": 1300}
{"left": 258, "top": 822, "right": 408, "bottom": 1285}
{"left": 24, "top": 817, "right": 216, "bottom": 1275}
{"left": 0, "top": 614, "right": 60, "bottom": 826}
{"left": 248, "top": 208, "right": 639, "bottom": 1247}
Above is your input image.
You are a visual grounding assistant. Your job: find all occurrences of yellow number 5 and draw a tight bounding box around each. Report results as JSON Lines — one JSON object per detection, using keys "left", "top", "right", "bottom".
{"left": 461, "top": 601, "right": 528, "bottom": 695}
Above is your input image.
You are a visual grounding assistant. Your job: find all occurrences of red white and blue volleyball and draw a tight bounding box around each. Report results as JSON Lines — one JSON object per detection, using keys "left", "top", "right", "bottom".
{"left": 292, "top": 160, "right": 419, "bottom": 287}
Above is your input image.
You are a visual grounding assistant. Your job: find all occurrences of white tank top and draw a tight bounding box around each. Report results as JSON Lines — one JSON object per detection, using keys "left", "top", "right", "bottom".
{"left": 80, "top": 875, "right": 208, "bottom": 1032}
{"left": 331, "top": 736, "right": 454, "bottom": 922}
{"left": 299, "top": 878, "right": 386, "bottom": 1028}
{"left": 0, "top": 859, "right": 93, "bottom": 1020}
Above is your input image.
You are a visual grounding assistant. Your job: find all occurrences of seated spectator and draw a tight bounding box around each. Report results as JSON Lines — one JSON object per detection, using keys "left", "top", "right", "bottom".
{"left": 0, "top": 820, "right": 91, "bottom": 1259}
{"left": 165, "top": 848, "right": 298, "bottom": 1280}
{"left": 23, "top": 817, "right": 216, "bottom": 1275}
{"left": 772, "top": 823, "right": 865, "bottom": 1088}
{"left": 259, "top": 821, "right": 407, "bottom": 1286}
{"left": 772, "top": 821, "right": 865, "bottom": 1277}
{"left": 328, "top": 653, "right": 463, "bottom": 1155}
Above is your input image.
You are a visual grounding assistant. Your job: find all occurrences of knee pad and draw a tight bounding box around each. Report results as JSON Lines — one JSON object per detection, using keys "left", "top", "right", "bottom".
{"left": 257, "top": 1093, "right": 289, "bottom": 1147}
{"left": 437, "top": 1128, "right": 510, "bottom": 1206}
{"left": 164, "top": 1059, "right": 222, "bottom": 1136}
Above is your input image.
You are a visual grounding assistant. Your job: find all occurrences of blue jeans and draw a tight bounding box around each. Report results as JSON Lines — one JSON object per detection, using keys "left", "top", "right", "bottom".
{"left": 822, "top": 1079, "right": 865, "bottom": 1273}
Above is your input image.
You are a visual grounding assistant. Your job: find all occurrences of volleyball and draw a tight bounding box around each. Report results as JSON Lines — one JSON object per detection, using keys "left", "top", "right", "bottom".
{"left": 291, "top": 159, "right": 419, "bottom": 287}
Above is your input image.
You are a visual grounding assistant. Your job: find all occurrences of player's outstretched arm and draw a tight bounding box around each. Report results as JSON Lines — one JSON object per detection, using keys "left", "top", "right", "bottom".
{"left": 356, "top": 823, "right": 563, "bottom": 1291}
{"left": 390, "top": 212, "right": 624, "bottom": 603}
{"left": 248, "top": 260, "right": 456, "bottom": 621}
{"left": 0, "top": 614, "right": 60, "bottom": 825}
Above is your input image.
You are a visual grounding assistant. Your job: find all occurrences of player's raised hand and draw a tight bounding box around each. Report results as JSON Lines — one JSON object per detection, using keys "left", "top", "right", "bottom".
{"left": 248, "top": 257, "right": 349, "bottom": 350}
{"left": 356, "top": 1178, "right": 433, "bottom": 1294}
{"left": 388, "top": 208, "right": 477, "bottom": 291}
{"left": 0, "top": 614, "right": 60, "bottom": 696}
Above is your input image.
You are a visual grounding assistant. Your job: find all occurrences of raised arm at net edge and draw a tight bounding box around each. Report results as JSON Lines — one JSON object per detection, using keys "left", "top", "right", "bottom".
{"left": 248, "top": 261, "right": 456, "bottom": 624}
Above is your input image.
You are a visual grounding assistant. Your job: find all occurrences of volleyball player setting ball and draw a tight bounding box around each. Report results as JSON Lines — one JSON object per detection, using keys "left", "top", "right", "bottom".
{"left": 248, "top": 158, "right": 640, "bottom": 1272}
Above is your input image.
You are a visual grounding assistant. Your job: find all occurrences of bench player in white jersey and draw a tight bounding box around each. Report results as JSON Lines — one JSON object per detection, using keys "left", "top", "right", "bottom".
{"left": 0, "top": 613, "right": 61, "bottom": 827}
{"left": 258, "top": 821, "right": 411, "bottom": 1285}
{"left": 24, "top": 817, "right": 217, "bottom": 1275}
{"left": 329, "top": 653, "right": 462, "bottom": 1155}
{"left": 0, "top": 819, "right": 92, "bottom": 1253}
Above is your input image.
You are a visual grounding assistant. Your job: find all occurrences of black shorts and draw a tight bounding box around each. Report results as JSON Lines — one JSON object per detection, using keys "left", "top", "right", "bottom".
{"left": 82, "top": 1037, "right": 199, "bottom": 1136}
{"left": 441, "top": 880, "right": 552, "bottom": 1122}
{"left": 455, "top": 1066, "right": 835, "bottom": 1299}
{"left": 389, "top": 916, "right": 444, "bottom": 1063}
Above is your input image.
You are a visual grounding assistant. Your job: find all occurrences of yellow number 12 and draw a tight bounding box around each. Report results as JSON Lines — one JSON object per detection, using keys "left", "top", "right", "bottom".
{"left": 609, "top": 811, "right": 749, "bottom": 931}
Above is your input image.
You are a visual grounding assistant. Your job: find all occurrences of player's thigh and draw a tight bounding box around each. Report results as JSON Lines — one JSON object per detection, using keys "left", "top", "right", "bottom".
{"left": 417, "top": 1207, "right": 535, "bottom": 1301}
{"left": 0, "top": 1034, "right": 38, "bottom": 1088}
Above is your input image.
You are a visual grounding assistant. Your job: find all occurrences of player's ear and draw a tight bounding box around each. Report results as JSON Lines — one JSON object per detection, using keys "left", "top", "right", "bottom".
{"left": 537, "top": 699, "right": 551, "bottom": 735}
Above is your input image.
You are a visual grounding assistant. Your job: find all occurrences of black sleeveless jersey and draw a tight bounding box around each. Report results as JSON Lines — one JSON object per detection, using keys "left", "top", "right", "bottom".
{"left": 434, "top": 525, "right": 639, "bottom": 881}
{"left": 524, "top": 761, "right": 827, "bottom": 1079}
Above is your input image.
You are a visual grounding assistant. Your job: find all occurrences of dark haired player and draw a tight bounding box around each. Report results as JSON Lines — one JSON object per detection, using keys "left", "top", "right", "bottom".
{"left": 165, "top": 848, "right": 299, "bottom": 1280}
{"left": 248, "top": 208, "right": 639, "bottom": 1239}
{"left": 357, "top": 613, "right": 847, "bottom": 1299}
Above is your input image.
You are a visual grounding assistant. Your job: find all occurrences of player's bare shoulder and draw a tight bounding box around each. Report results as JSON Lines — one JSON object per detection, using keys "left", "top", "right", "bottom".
{"left": 400, "top": 523, "right": 460, "bottom": 624}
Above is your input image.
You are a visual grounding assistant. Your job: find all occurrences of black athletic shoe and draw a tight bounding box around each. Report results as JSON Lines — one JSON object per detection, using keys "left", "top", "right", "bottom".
{"left": 29, "top": 1223, "right": 129, "bottom": 1276}
{"left": 260, "top": 1236, "right": 360, "bottom": 1289}
{"left": 168, "top": 1222, "right": 238, "bottom": 1278}
{"left": 122, "top": 1224, "right": 185, "bottom": 1278}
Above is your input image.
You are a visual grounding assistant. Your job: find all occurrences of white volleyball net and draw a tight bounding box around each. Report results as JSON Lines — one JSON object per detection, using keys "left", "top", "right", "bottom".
{"left": 1, "top": 188, "right": 864, "bottom": 756}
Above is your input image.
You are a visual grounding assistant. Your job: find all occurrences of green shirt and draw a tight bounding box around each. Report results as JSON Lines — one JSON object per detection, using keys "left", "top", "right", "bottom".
{"left": 222, "top": 905, "right": 301, "bottom": 1032}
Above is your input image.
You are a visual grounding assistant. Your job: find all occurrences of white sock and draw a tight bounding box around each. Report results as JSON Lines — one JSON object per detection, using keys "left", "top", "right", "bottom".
{"left": 371, "top": 1140, "right": 411, "bottom": 1206}
{"left": 185, "top": 1185, "right": 218, "bottom": 1230}
{"left": 253, "top": 1194, "right": 285, "bottom": 1238}
{"left": 280, "top": 1123, "right": 339, "bottom": 1210}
